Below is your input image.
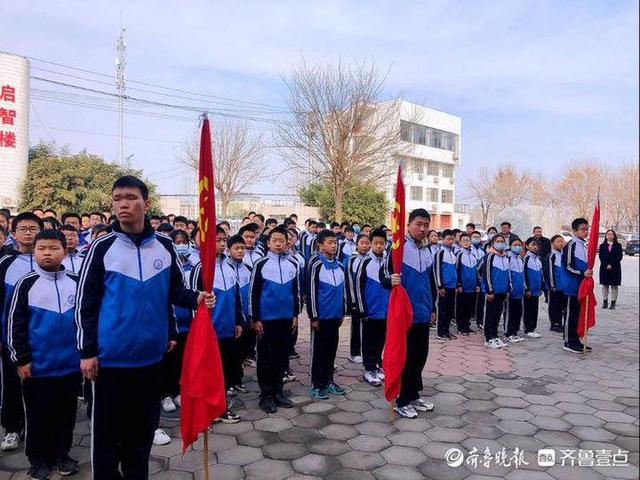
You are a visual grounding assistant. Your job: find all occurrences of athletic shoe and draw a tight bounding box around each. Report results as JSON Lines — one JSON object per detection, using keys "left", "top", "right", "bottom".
{"left": 1, "top": 432, "right": 19, "bottom": 451}
{"left": 445, "top": 333, "right": 458, "bottom": 340}
{"left": 526, "top": 331, "right": 541, "bottom": 338}
{"left": 161, "top": 396, "right": 177, "bottom": 413}
{"left": 364, "top": 370, "right": 381, "bottom": 386}
{"left": 349, "top": 355, "right": 363, "bottom": 364}
{"left": 393, "top": 404, "right": 418, "bottom": 419}
{"left": 235, "top": 384, "right": 248, "bottom": 394}
{"left": 274, "top": 394, "right": 294, "bottom": 408}
{"left": 326, "top": 383, "right": 346, "bottom": 395}
{"left": 259, "top": 397, "right": 277, "bottom": 413}
{"left": 226, "top": 386, "right": 237, "bottom": 397}
{"left": 495, "top": 338, "right": 508, "bottom": 348}
{"left": 563, "top": 344, "right": 583, "bottom": 354}
{"left": 289, "top": 351, "right": 300, "bottom": 360}
{"left": 218, "top": 410, "right": 241, "bottom": 424}
{"left": 507, "top": 335, "right": 524, "bottom": 343}
{"left": 436, "top": 335, "right": 447, "bottom": 341}
{"left": 310, "top": 388, "right": 329, "bottom": 401}
{"left": 173, "top": 395, "right": 181, "bottom": 407}
{"left": 376, "top": 368, "right": 385, "bottom": 380}
{"left": 28, "top": 464, "right": 50, "bottom": 480}
{"left": 412, "top": 398, "right": 435, "bottom": 412}
{"left": 476, "top": 324, "right": 484, "bottom": 330}
{"left": 485, "top": 339, "right": 501, "bottom": 350}
{"left": 153, "top": 429, "right": 171, "bottom": 445}
{"left": 56, "top": 455, "right": 79, "bottom": 476}
{"left": 282, "top": 371, "right": 296, "bottom": 383}
{"left": 459, "top": 330, "right": 471, "bottom": 336}
{"left": 243, "top": 358, "right": 257, "bottom": 368}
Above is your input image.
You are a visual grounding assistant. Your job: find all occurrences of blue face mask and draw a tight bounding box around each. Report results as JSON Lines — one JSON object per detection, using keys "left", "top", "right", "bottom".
{"left": 494, "top": 242, "right": 506, "bottom": 251}
{"left": 353, "top": 226, "right": 361, "bottom": 234}
{"left": 511, "top": 246, "right": 522, "bottom": 254}
{"left": 175, "top": 244, "right": 190, "bottom": 257}
{"left": 471, "top": 239, "right": 481, "bottom": 246}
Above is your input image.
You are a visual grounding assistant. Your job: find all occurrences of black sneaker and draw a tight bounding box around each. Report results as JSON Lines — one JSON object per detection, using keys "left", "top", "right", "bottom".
{"left": 445, "top": 333, "right": 457, "bottom": 340}
{"left": 29, "top": 464, "right": 51, "bottom": 480}
{"left": 235, "top": 383, "right": 248, "bottom": 394}
{"left": 259, "top": 397, "right": 277, "bottom": 414}
{"left": 274, "top": 394, "right": 294, "bottom": 408}
{"left": 219, "top": 410, "right": 241, "bottom": 424}
{"left": 562, "top": 343, "right": 583, "bottom": 354}
{"left": 56, "top": 455, "right": 79, "bottom": 476}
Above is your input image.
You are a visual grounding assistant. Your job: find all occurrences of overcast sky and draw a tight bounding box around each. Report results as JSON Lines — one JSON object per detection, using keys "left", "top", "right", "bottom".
{"left": 2, "top": 0, "right": 638, "bottom": 200}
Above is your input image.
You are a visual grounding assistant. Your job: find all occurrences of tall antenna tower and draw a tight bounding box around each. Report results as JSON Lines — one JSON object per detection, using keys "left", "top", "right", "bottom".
{"left": 115, "top": 16, "right": 127, "bottom": 166}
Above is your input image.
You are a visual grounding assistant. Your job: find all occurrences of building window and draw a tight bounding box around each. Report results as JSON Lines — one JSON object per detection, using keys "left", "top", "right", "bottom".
{"left": 442, "top": 164, "right": 454, "bottom": 178}
{"left": 427, "top": 161, "right": 439, "bottom": 176}
{"left": 441, "top": 189, "right": 454, "bottom": 203}
{"left": 400, "top": 121, "right": 459, "bottom": 153}
{"left": 410, "top": 186, "right": 423, "bottom": 201}
{"left": 427, "top": 188, "right": 439, "bottom": 202}
{"left": 412, "top": 159, "right": 424, "bottom": 174}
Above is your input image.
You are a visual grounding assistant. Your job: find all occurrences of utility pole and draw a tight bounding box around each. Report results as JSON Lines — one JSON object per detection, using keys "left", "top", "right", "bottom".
{"left": 115, "top": 16, "right": 126, "bottom": 166}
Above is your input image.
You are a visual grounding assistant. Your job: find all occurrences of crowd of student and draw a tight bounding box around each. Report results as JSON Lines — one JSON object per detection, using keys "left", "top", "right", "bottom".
{"left": 0, "top": 175, "right": 602, "bottom": 479}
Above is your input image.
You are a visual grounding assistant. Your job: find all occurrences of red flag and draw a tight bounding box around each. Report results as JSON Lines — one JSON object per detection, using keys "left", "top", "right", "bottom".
{"left": 180, "top": 115, "right": 227, "bottom": 453}
{"left": 382, "top": 166, "right": 414, "bottom": 403}
{"left": 577, "top": 197, "right": 600, "bottom": 338}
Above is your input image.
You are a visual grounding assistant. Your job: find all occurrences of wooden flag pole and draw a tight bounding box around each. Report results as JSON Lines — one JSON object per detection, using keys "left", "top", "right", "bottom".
{"left": 582, "top": 294, "right": 590, "bottom": 355}
{"left": 203, "top": 430, "right": 210, "bottom": 480}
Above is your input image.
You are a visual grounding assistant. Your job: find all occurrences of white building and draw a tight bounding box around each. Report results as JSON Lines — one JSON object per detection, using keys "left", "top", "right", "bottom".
{"left": 0, "top": 53, "right": 30, "bottom": 211}
{"left": 377, "top": 99, "right": 469, "bottom": 230}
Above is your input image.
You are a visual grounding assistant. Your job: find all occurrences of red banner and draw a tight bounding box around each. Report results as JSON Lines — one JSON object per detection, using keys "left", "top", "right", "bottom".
{"left": 577, "top": 197, "right": 600, "bottom": 338}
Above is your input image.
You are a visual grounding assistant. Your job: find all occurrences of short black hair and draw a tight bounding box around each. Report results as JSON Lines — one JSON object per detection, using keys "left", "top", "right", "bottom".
{"left": 157, "top": 223, "right": 174, "bottom": 233}
{"left": 150, "top": 215, "right": 162, "bottom": 221}
{"left": 43, "top": 209, "right": 57, "bottom": 216}
{"left": 81, "top": 213, "right": 90, "bottom": 219}
{"left": 525, "top": 237, "right": 538, "bottom": 247}
{"left": 59, "top": 224, "right": 78, "bottom": 234}
{"left": 254, "top": 213, "right": 265, "bottom": 222}
{"left": 169, "top": 229, "right": 189, "bottom": 243}
{"left": 408, "top": 208, "right": 430, "bottom": 223}
{"left": 239, "top": 223, "right": 259, "bottom": 235}
{"left": 248, "top": 211, "right": 256, "bottom": 216}
{"left": 491, "top": 234, "right": 506, "bottom": 245}
{"left": 487, "top": 226, "right": 498, "bottom": 234}
{"left": 32, "top": 206, "right": 44, "bottom": 213}
{"left": 92, "top": 224, "right": 110, "bottom": 238}
{"left": 173, "top": 215, "right": 188, "bottom": 225}
{"left": 344, "top": 226, "right": 354, "bottom": 234}
{"left": 340, "top": 221, "right": 350, "bottom": 228}
{"left": 460, "top": 233, "right": 471, "bottom": 241}
{"left": 500, "top": 221, "right": 511, "bottom": 228}
{"left": 289, "top": 213, "right": 298, "bottom": 220}
{"left": 265, "top": 218, "right": 278, "bottom": 227}
{"left": 12, "top": 212, "right": 44, "bottom": 232}
{"left": 472, "top": 230, "right": 482, "bottom": 236}
{"left": 218, "top": 220, "right": 230, "bottom": 228}
{"left": 287, "top": 228, "right": 298, "bottom": 239}
{"left": 216, "top": 225, "right": 226, "bottom": 236}
{"left": 362, "top": 224, "right": 372, "bottom": 230}
{"left": 227, "top": 234, "right": 245, "bottom": 249}
{"left": 550, "top": 234, "right": 563, "bottom": 243}
{"left": 284, "top": 218, "right": 296, "bottom": 227}
{"left": 532, "top": 226, "right": 542, "bottom": 231}
{"left": 34, "top": 228, "right": 66, "bottom": 250}
{"left": 267, "top": 225, "right": 289, "bottom": 241}
{"left": 452, "top": 228, "right": 461, "bottom": 235}
{"left": 317, "top": 222, "right": 326, "bottom": 229}
{"left": 61, "top": 212, "right": 81, "bottom": 225}
{"left": 90, "top": 211, "right": 107, "bottom": 221}
{"left": 316, "top": 229, "right": 336, "bottom": 244}
{"left": 509, "top": 236, "right": 522, "bottom": 246}
{"left": 370, "top": 228, "right": 387, "bottom": 242}
{"left": 442, "top": 229, "right": 455, "bottom": 238}
{"left": 356, "top": 233, "right": 370, "bottom": 244}
{"left": 571, "top": 218, "right": 588, "bottom": 231}
{"left": 190, "top": 227, "right": 200, "bottom": 241}
{"left": 307, "top": 220, "right": 318, "bottom": 227}
{"left": 42, "top": 217, "right": 60, "bottom": 230}
{"left": 466, "top": 223, "right": 476, "bottom": 229}
{"left": 330, "top": 222, "right": 340, "bottom": 229}
{"left": 112, "top": 175, "right": 149, "bottom": 200}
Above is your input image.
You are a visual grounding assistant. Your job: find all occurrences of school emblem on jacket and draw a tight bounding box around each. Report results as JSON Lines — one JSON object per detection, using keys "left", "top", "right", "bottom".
{"left": 243, "top": 276, "right": 249, "bottom": 283}
{"left": 67, "top": 295, "right": 76, "bottom": 305}
{"left": 289, "top": 271, "right": 295, "bottom": 279}
{"left": 153, "top": 259, "right": 164, "bottom": 270}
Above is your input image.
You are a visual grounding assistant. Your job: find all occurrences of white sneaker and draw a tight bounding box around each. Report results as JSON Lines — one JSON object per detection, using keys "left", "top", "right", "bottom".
{"left": 526, "top": 331, "right": 541, "bottom": 338}
{"left": 0, "top": 432, "right": 19, "bottom": 451}
{"left": 173, "top": 395, "right": 181, "bottom": 408}
{"left": 364, "top": 370, "right": 381, "bottom": 386}
{"left": 495, "top": 338, "right": 507, "bottom": 348}
{"left": 485, "top": 339, "right": 501, "bottom": 350}
{"left": 412, "top": 398, "right": 435, "bottom": 412}
{"left": 349, "top": 356, "right": 363, "bottom": 364}
{"left": 507, "top": 335, "right": 524, "bottom": 343}
{"left": 376, "top": 368, "right": 385, "bottom": 380}
{"left": 153, "top": 429, "right": 171, "bottom": 446}
{"left": 161, "top": 396, "right": 177, "bottom": 412}
{"left": 393, "top": 404, "right": 418, "bottom": 419}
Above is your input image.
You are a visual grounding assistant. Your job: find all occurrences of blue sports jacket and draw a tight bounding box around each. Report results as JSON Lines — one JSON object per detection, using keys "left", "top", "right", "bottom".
{"left": 307, "top": 254, "right": 346, "bottom": 321}
{"left": 456, "top": 247, "right": 479, "bottom": 293}
{"left": 545, "top": 249, "right": 564, "bottom": 292}
{"left": 337, "top": 239, "right": 357, "bottom": 268}
{"left": 75, "top": 221, "right": 199, "bottom": 368}
{"left": 480, "top": 252, "right": 510, "bottom": 295}
{"left": 355, "top": 251, "right": 389, "bottom": 320}
{"left": 524, "top": 251, "right": 544, "bottom": 296}
{"left": 174, "top": 262, "right": 195, "bottom": 333}
{"left": 62, "top": 250, "right": 84, "bottom": 274}
{"left": 434, "top": 245, "right": 458, "bottom": 289}
{"left": 249, "top": 251, "right": 301, "bottom": 322}
{"left": 8, "top": 266, "right": 79, "bottom": 377}
{"left": 345, "top": 253, "right": 366, "bottom": 312}
{"left": 561, "top": 236, "right": 587, "bottom": 296}
{"left": 0, "top": 251, "right": 35, "bottom": 345}
{"left": 509, "top": 254, "right": 525, "bottom": 299}
{"left": 229, "top": 257, "right": 252, "bottom": 324}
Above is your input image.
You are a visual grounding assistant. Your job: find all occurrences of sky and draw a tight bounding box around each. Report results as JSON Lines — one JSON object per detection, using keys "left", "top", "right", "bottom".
{"left": 1, "top": 0, "right": 638, "bottom": 201}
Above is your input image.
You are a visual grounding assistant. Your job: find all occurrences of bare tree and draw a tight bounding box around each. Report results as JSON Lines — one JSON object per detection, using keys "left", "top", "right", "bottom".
{"left": 465, "top": 167, "right": 495, "bottom": 228}
{"left": 180, "top": 122, "right": 265, "bottom": 218}
{"left": 557, "top": 160, "right": 605, "bottom": 219}
{"left": 608, "top": 162, "right": 639, "bottom": 230}
{"left": 275, "top": 58, "right": 409, "bottom": 221}
{"left": 492, "top": 164, "right": 537, "bottom": 213}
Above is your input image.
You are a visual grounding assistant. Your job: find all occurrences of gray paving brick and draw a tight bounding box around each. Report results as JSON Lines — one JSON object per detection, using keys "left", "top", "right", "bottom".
{"left": 217, "top": 445, "right": 263, "bottom": 466}
{"left": 337, "top": 451, "right": 385, "bottom": 470}
{"left": 356, "top": 421, "right": 396, "bottom": 437}
{"left": 328, "top": 411, "right": 366, "bottom": 425}
{"left": 418, "top": 458, "right": 471, "bottom": 480}
{"left": 381, "top": 446, "right": 427, "bottom": 466}
{"left": 387, "top": 431, "right": 430, "bottom": 447}
{"left": 563, "top": 413, "right": 604, "bottom": 427}
{"left": 307, "top": 438, "right": 351, "bottom": 456}
{"left": 348, "top": 435, "right": 391, "bottom": 452}
{"left": 529, "top": 416, "right": 572, "bottom": 431}
{"left": 263, "top": 441, "right": 308, "bottom": 460}
{"left": 292, "top": 454, "right": 341, "bottom": 476}
{"left": 319, "top": 424, "right": 359, "bottom": 440}
{"left": 594, "top": 410, "right": 637, "bottom": 423}
{"left": 425, "top": 426, "right": 469, "bottom": 443}
{"left": 169, "top": 450, "right": 216, "bottom": 472}
{"left": 496, "top": 420, "right": 537, "bottom": 436}
{"left": 279, "top": 427, "right": 321, "bottom": 443}
{"left": 292, "top": 413, "right": 330, "bottom": 429}
{"left": 245, "top": 458, "right": 294, "bottom": 480}
{"left": 393, "top": 417, "right": 433, "bottom": 433}
{"left": 236, "top": 429, "right": 280, "bottom": 447}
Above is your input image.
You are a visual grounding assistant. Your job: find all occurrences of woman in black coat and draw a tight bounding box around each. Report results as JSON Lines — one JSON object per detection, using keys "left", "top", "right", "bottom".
{"left": 599, "top": 230, "right": 623, "bottom": 309}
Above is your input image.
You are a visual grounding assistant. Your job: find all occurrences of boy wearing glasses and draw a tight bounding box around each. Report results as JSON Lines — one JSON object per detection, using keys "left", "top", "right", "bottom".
{"left": 0, "top": 212, "right": 43, "bottom": 451}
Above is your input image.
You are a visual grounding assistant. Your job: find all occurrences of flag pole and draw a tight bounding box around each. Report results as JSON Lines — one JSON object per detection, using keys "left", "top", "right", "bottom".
{"left": 582, "top": 294, "right": 590, "bottom": 355}
{"left": 203, "top": 430, "right": 210, "bottom": 480}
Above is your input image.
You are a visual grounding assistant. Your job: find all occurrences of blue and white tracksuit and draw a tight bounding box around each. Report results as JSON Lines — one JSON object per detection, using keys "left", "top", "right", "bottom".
{"left": 506, "top": 254, "right": 525, "bottom": 337}
{"left": 562, "top": 235, "right": 588, "bottom": 347}
{"left": 455, "top": 247, "right": 480, "bottom": 332}
{"left": 434, "top": 245, "right": 458, "bottom": 337}
{"left": 480, "top": 252, "right": 510, "bottom": 341}
{"left": 243, "top": 247, "right": 262, "bottom": 268}
{"left": 62, "top": 250, "right": 84, "bottom": 274}
{"left": 523, "top": 251, "right": 544, "bottom": 334}
{"left": 338, "top": 239, "right": 357, "bottom": 269}
{"left": 546, "top": 248, "right": 566, "bottom": 328}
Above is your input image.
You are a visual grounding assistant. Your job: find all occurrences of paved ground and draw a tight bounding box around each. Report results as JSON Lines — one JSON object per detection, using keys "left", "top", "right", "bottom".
{"left": 1, "top": 257, "right": 638, "bottom": 479}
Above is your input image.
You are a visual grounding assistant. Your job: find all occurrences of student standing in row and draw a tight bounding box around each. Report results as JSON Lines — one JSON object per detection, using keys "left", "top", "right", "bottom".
{"left": 481, "top": 234, "right": 510, "bottom": 349}
{"left": 546, "top": 235, "right": 566, "bottom": 332}
{"left": 523, "top": 238, "right": 544, "bottom": 338}
{"left": 345, "top": 234, "right": 371, "bottom": 364}
{"left": 455, "top": 233, "right": 479, "bottom": 335}
{"left": 506, "top": 238, "right": 525, "bottom": 344}
{"left": 434, "top": 229, "right": 458, "bottom": 340}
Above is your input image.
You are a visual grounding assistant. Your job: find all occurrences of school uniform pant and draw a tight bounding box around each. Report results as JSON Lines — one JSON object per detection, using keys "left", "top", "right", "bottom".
{"left": 362, "top": 318, "right": 386, "bottom": 373}
{"left": 349, "top": 311, "right": 363, "bottom": 358}
{"left": 310, "top": 319, "right": 341, "bottom": 390}
{"left": 523, "top": 295, "right": 540, "bottom": 333}
{"left": 484, "top": 293, "right": 507, "bottom": 341}
{"left": 396, "top": 323, "right": 430, "bottom": 408}
{"left": 162, "top": 332, "right": 188, "bottom": 399}
{"left": 22, "top": 373, "right": 79, "bottom": 466}
{"left": 92, "top": 362, "right": 163, "bottom": 480}
{"left": 437, "top": 288, "right": 456, "bottom": 336}
{"left": 218, "top": 337, "right": 243, "bottom": 389}
{"left": 241, "top": 326, "right": 257, "bottom": 360}
{"left": 1, "top": 348, "right": 24, "bottom": 434}
{"left": 257, "top": 319, "right": 292, "bottom": 399}
{"left": 506, "top": 298, "right": 523, "bottom": 337}
{"left": 456, "top": 292, "right": 475, "bottom": 332}
{"left": 564, "top": 295, "right": 581, "bottom": 347}
{"left": 475, "top": 292, "right": 485, "bottom": 326}
{"left": 548, "top": 289, "right": 566, "bottom": 328}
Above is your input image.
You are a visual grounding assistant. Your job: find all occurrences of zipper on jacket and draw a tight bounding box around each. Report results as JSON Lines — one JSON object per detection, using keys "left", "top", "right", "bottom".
{"left": 219, "top": 258, "right": 228, "bottom": 290}
{"left": 278, "top": 255, "right": 283, "bottom": 283}
{"left": 53, "top": 274, "right": 62, "bottom": 314}
{"left": 70, "top": 255, "right": 75, "bottom": 273}
{"left": 136, "top": 246, "right": 143, "bottom": 281}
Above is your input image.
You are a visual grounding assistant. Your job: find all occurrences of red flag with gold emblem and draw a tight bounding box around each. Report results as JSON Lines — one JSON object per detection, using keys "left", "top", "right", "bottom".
{"left": 382, "top": 166, "right": 414, "bottom": 403}
{"left": 180, "top": 114, "right": 226, "bottom": 453}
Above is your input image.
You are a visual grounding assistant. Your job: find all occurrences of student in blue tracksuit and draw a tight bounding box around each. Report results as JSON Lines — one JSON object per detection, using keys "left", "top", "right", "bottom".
{"left": 0, "top": 212, "right": 42, "bottom": 452}
{"left": 59, "top": 225, "right": 84, "bottom": 274}
{"left": 307, "top": 229, "right": 347, "bottom": 401}
{"left": 381, "top": 209, "right": 436, "bottom": 419}
{"left": 192, "top": 227, "right": 244, "bottom": 423}
{"left": 434, "top": 229, "right": 459, "bottom": 340}
{"left": 285, "top": 228, "right": 304, "bottom": 367}
{"left": 337, "top": 226, "right": 357, "bottom": 268}
{"left": 561, "top": 217, "right": 592, "bottom": 354}
{"left": 523, "top": 238, "right": 544, "bottom": 338}
{"left": 239, "top": 223, "right": 262, "bottom": 269}
{"left": 355, "top": 229, "right": 389, "bottom": 387}
{"left": 546, "top": 235, "right": 566, "bottom": 332}
{"left": 506, "top": 237, "right": 525, "bottom": 343}
{"left": 480, "top": 234, "right": 511, "bottom": 349}
{"left": 344, "top": 234, "right": 371, "bottom": 363}
{"left": 249, "top": 226, "right": 300, "bottom": 414}
{"left": 471, "top": 230, "right": 486, "bottom": 329}
{"left": 8, "top": 229, "right": 80, "bottom": 479}
{"left": 298, "top": 220, "right": 318, "bottom": 262}
{"left": 75, "top": 176, "right": 214, "bottom": 480}
{"left": 455, "top": 233, "right": 480, "bottom": 335}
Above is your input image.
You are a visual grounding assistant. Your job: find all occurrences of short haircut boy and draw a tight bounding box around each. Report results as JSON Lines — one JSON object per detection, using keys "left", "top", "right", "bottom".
{"left": 112, "top": 175, "right": 149, "bottom": 200}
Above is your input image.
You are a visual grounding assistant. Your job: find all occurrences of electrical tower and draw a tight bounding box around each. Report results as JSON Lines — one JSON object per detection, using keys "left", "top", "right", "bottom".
{"left": 115, "top": 20, "right": 126, "bottom": 166}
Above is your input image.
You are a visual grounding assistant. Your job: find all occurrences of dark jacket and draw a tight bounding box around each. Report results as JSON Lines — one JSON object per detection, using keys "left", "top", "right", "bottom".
{"left": 527, "top": 235, "right": 551, "bottom": 261}
{"left": 598, "top": 242, "right": 622, "bottom": 286}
